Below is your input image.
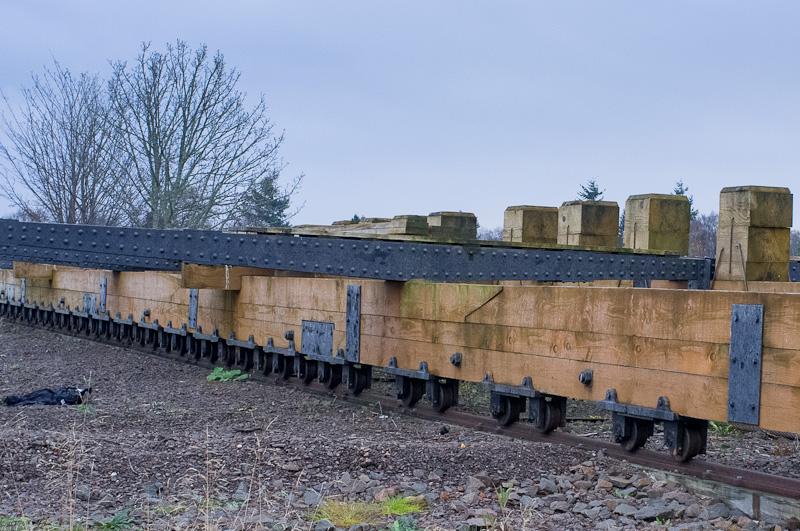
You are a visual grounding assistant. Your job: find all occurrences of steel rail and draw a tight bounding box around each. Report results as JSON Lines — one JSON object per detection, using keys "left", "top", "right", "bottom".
{"left": 0, "top": 219, "right": 713, "bottom": 285}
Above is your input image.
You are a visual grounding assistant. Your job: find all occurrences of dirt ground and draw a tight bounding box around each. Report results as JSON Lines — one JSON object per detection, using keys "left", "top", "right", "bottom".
{"left": 0, "top": 322, "right": 795, "bottom": 530}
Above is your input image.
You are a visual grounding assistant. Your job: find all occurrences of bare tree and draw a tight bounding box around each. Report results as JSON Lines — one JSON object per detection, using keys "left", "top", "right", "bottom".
{"left": 477, "top": 226, "right": 503, "bottom": 241}
{"left": 109, "top": 41, "right": 294, "bottom": 229}
{"left": 792, "top": 229, "right": 800, "bottom": 257}
{"left": 0, "top": 62, "right": 125, "bottom": 224}
{"left": 689, "top": 211, "right": 718, "bottom": 258}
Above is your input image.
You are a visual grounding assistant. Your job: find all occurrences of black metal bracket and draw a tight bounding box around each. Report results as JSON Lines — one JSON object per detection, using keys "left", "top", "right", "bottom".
{"left": 188, "top": 288, "right": 198, "bottom": 329}
{"left": 483, "top": 374, "right": 541, "bottom": 398}
{"left": 727, "top": 304, "right": 764, "bottom": 425}
{"left": 345, "top": 285, "right": 361, "bottom": 363}
{"left": 601, "top": 389, "right": 678, "bottom": 422}
{"left": 99, "top": 278, "right": 107, "bottom": 313}
{"left": 385, "top": 356, "right": 432, "bottom": 380}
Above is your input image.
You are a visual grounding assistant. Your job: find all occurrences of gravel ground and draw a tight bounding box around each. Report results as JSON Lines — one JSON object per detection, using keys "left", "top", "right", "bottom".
{"left": 0, "top": 322, "right": 796, "bottom": 530}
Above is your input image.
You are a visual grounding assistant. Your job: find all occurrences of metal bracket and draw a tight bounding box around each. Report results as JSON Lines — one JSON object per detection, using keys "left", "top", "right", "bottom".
{"left": 301, "top": 320, "right": 336, "bottom": 361}
{"left": 688, "top": 258, "right": 713, "bottom": 290}
{"left": 345, "top": 284, "right": 361, "bottom": 363}
{"left": 483, "top": 374, "right": 541, "bottom": 398}
{"left": 188, "top": 288, "right": 199, "bottom": 329}
{"left": 601, "top": 389, "right": 678, "bottom": 422}
{"left": 385, "top": 356, "right": 432, "bottom": 380}
{"left": 727, "top": 303, "right": 764, "bottom": 425}
{"left": 99, "top": 278, "right": 107, "bottom": 313}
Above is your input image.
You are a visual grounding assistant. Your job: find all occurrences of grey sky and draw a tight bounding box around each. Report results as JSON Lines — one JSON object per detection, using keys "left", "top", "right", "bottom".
{"left": 1, "top": 1, "right": 798, "bottom": 229}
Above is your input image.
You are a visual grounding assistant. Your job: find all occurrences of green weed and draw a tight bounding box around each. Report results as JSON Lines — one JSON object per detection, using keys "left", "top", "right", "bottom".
{"left": 389, "top": 517, "right": 419, "bottom": 531}
{"left": 95, "top": 510, "right": 134, "bottom": 530}
{"left": 496, "top": 486, "right": 512, "bottom": 510}
{"left": 709, "top": 421, "right": 739, "bottom": 436}
{"left": 0, "top": 516, "right": 33, "bottom": 531}
{"left": 207, "top": 367, "right": 249, "bottom": 382}
{"left": 77, "top": 403, "right": 95, "bottom": 415}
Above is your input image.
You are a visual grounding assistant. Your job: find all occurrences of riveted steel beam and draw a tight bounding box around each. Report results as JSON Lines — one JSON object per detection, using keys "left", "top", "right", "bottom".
{"left": 0, "top": 219, "right": 714, "bottom": 286}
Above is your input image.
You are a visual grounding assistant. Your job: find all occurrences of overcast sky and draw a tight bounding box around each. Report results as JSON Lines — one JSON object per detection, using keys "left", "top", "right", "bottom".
{"left": 1, "top": 1, "right": 798, "bottom": 229}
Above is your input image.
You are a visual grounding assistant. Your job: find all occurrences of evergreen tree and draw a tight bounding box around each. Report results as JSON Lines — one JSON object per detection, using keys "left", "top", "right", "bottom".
{"left": 577, "top": 180, "right": 605, "bottom": 201}
{"left": 673, "top": 180, "right": 698, "bottom": 220}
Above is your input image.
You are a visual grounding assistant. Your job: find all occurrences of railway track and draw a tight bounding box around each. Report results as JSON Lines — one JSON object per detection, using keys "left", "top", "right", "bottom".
{"left": 3, "top": 313, "right": 799, "bottom": 515}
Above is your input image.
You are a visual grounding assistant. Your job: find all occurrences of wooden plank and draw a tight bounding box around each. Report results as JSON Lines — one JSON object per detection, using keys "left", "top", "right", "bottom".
{"left": 9, "top": 268, "right": 800, "bottom": 433}
{"left": 180, "top": 263, "right": 307, "bottom": 290}
{"left": 13, "top": 261, "right": 56, "bottom": 280}
{"left": 713, "top": 280, "right": 800, "bottom": 293}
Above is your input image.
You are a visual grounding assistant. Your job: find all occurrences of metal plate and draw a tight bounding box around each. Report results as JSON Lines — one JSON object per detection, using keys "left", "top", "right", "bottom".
{"left": 83, "top": 293, "right": 97, "bottom": 314}
{"left": 345, "top": 285, "right": 361, "bottom": 363}
{"left": 728, "top": 304, "right": 764, "bottom": 425}
{"left": 188, "top": 289, "right": 199, "bottom": 329}
{"left": 301, "top": 320, "right": 334, "bottom": 358}
{"left": 99, "top": 278, "right": 108, "bottom": 313}
{"left": 791, "top": 260, "right": 799, "bottom": 282}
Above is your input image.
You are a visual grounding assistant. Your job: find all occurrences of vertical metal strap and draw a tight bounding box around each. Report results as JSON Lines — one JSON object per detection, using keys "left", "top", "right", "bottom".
{"left": 19, "top": 279, "right": 26, "bottom": 304}
{"left": 99, "top": 278, "right": 108, "bottom": 313}
{"left": 188, "top": 288, "right": 199, "bottom": 329}
{"left": 345, "top": 284, "right": 361, "bottom": 363}
{"left": 727, "top": 303, "right": 764, "bottom": 425}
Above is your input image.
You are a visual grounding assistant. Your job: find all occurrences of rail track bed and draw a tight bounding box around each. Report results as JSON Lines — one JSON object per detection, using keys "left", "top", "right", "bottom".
{"left": 1, "top": 322, "right": 798, "bottom": 530}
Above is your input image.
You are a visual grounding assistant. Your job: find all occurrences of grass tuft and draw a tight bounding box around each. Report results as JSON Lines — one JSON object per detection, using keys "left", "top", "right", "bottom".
{"left": 314, "top": 501, "right": 382, "bottom": 527}
{"left": 382, "top": 496, "right": 427, "bottom": 516}
{"left": 314, "top": 495, "right": 427, "bottom": 527}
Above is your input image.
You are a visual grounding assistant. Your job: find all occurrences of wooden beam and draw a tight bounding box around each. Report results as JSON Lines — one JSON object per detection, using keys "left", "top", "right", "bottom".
{"left": 13, "top": 261, "right": 55, "bottom": 280}
{"left": 8, "top": 266, "right": 800, "bottom": 433}
{"left": 557, "top": 201, "right": 620, "bottom": 248}
{"left": 180, "top": 263, "right": 307, "bottom": 290}
{"left": 623, "top": 194, "right": 690, "bottom": 254}
{"left": 503, "top": 206, "right": 558, "bottom": 244}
